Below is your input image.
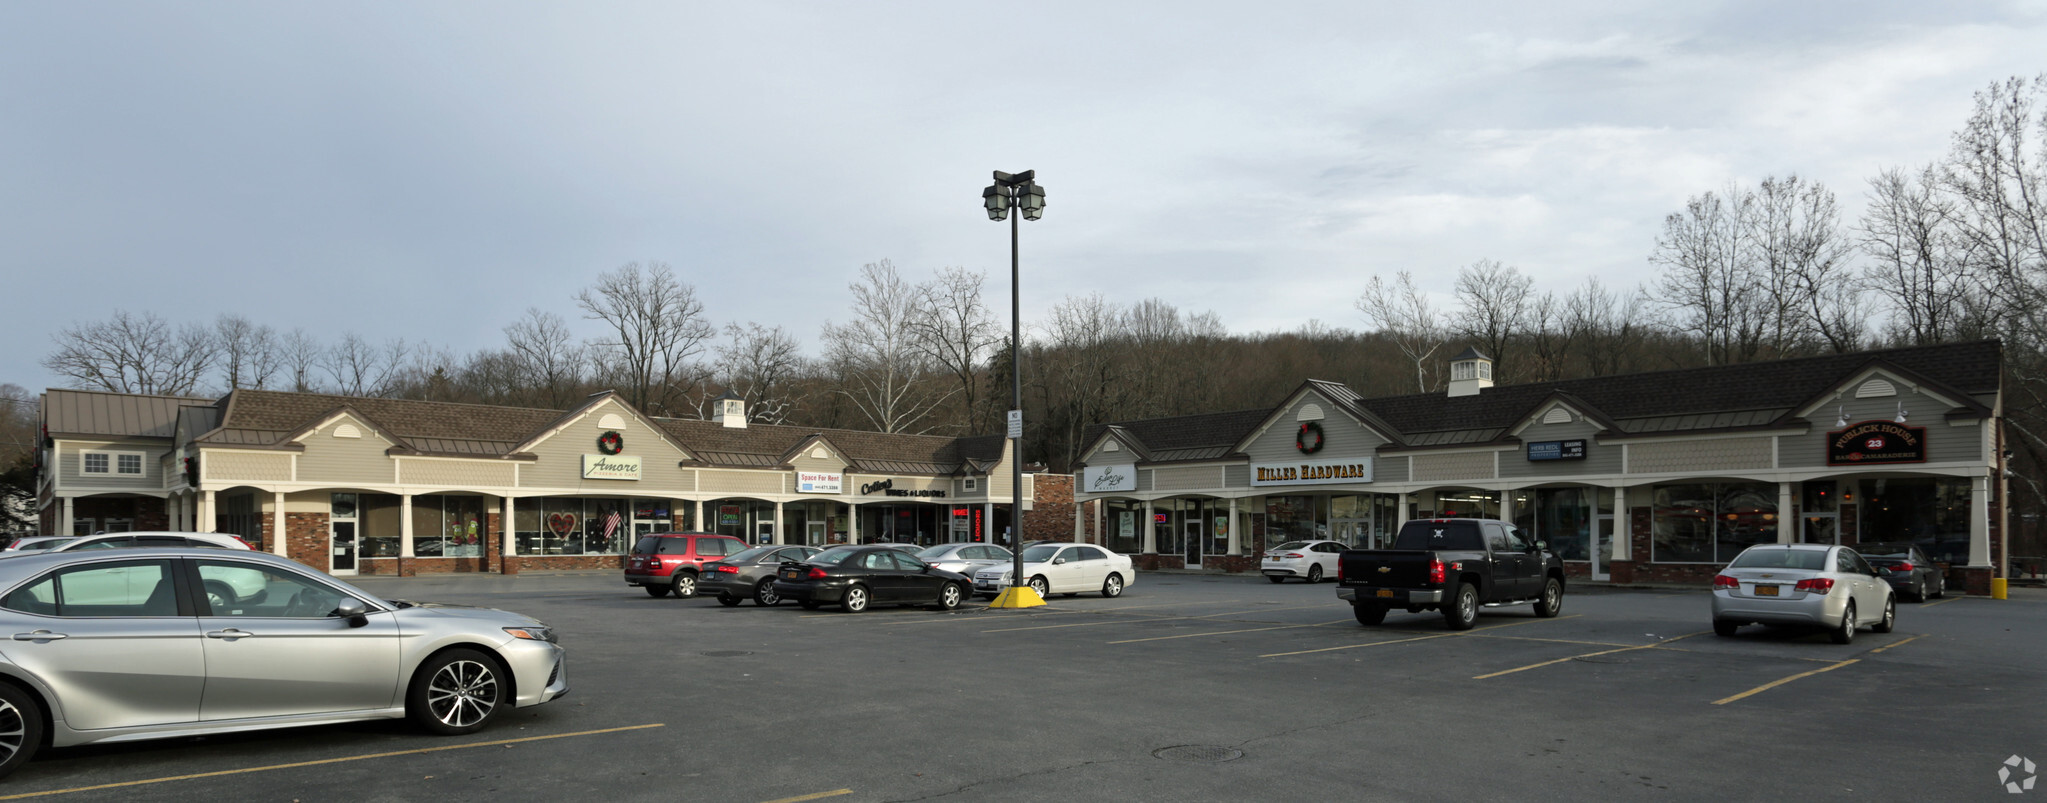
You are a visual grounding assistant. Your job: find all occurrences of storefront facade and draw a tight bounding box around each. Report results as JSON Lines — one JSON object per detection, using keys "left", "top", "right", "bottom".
{"left": 36, "top": 388, "right": 1044, "bottom": 577}
{"left": 1074, "top": 341, "right": 2010, "bottom": 593}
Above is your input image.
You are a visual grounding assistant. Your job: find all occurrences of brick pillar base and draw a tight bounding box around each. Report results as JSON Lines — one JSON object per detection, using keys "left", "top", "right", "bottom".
{"left": 503, "top": 556, "right": 520, "bottom": 575}
{"left": 1610, "top": 560, "right": 1636, "bottom": 584}
{"left": 1962, "top": 566, "right": 1993, "bottom": 596}
{"left": 398, "top": 556, "right": 416, "bottom": 578}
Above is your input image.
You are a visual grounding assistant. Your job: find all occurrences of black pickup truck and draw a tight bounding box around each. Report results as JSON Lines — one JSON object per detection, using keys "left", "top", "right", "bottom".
{"left": 1336, "top": 518, "right": 1565, "bottom": 629}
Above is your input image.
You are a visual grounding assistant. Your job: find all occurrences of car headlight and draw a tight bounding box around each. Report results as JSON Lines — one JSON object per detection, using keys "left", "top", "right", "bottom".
{"left": 504, "top": 626, "right": 557, "bottom": 643}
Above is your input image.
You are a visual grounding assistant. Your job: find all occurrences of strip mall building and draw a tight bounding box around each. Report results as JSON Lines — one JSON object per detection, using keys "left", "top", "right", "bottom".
{"left": 1072, "top": 341, "right": 2011, "bottom": 594}
{"left": 35, "top": 388, "right": 1067, "bottom": 576}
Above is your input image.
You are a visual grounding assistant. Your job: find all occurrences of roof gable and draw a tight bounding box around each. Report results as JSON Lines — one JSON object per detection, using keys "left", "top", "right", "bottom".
{"left": 1784, "top": 359, "right": 1990, "bottom": 424}
{"left": 511, "top": 393, "right": 696, "bottom": 461}
{"left": 1232, "top": 380, "right": 1404, "bottom": 455}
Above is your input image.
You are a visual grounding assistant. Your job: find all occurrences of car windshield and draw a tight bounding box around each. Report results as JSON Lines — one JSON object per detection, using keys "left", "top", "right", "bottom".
{"left": 1021, "top": 545, "right": 1061, "bottom": 562}
{"left": 726, "top": 546, "right": 778, "bottom": 563}
{"left": 1856, "top": 544, "right": 1915, "bottom": 559}
{"left": 915, "top": 545, "right": 957, "bottom": 559}
{"left": 1273, "top": 541, "right": 1311, "bottom": 550}
{"left": 1728, "top": 549, "right": 1830, "bottom": 570}
{"left": 809, "top": 547, "right": 861, "bottom": 566}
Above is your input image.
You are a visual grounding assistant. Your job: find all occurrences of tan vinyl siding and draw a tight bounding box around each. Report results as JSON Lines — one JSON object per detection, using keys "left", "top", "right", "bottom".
{"left": 1152, "top": 465, "right": 1225, "bottom": 491}
{"left": 986, "top": 442, "right": 1016, "bottom": 498}
{"left": 1241, "top": 395, "right": 1389, "bottom": 463}
{"left": 60, "top": 440, "right": 170, "bottom": 489}
{"left": 1626, "top": 437, "right": 1773, "bottom": 474}
{"left": 1222, "top": 464, "right": 1249, "bottom": 488}
{"left": 399, "top": 459, "right": 516, "bottom": 489}
{"left": 1410, "top": 451, "right": 1497, "bottom": 482}
{"left": 1500, "top": 418, "right": 1622, "bottom": 478}
{"left": 208, "top": 452, "right": 294, "bottom": 483}
{"left": 517, "top": 400, "right": 693, "bottom": 492}
{"left": 697, "top": 470, "right": 785, "bottom": 495}
{"left": 293, "top": 417, "right": 398, "bottom": 486}
{"left": 1777, "top": 387, "right": 1983, "bottom": 468}
{"left": 1377, "top": 455, "right": 1410, "bottom": 483}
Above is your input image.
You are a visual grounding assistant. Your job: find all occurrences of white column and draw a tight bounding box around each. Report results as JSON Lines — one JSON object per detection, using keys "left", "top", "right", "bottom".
{"left": 983, "top": 501, "right": 994, "bottom": 544}
{"left": 1142, "top": 499, "right": 1156, "bottom": 554}
{"left": 166, "top": 495, "right": 180, "bottom": 532}
{"left": 773, "top": 501, "right": 785, "bottom": 545}
{"left": 58, "top": 497, "right": 73, "bottom": 536}
{"left": 272, "top": 491, "right": 288, "bottom": 557}
{"left": 1776, "top": 482, "right": 1796, "bottom": 544}
{"left": 1499, "top": 490, "right": 1515, "bottom": 524}
{"left": 1611, "top": 484, "right": 1630, "bottom": 562}
{"left": 400, "top": 494, "right": 415, "bottom": 557}
{"left": 1969, "top": 475, "right": 1991, "bottom": 566}
{"left": 1226, "top": 497, "right": 1241, "bottom": 555}
{"left": 502, "top": 496, "right": 517, "bottom": 557}
{"left": 1092, "top": 499, "right": 1104, "bottom": 546}
{"left": 200, "top": 490, "right": 216, "bottom": 533}
{"left": 694, "top": 499, "right": 705, "bottom": 533}
{"left": 1397, "top": 493, "right": 1411, "bottom": 526}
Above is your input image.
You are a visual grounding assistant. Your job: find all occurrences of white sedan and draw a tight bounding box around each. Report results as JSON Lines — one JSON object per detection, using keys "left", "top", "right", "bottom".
{"left": 1262, "top": 540, "right": 1346, "bottom": 583}
{"left": 973, "top": 543, "right": 1135, "bottom": 599}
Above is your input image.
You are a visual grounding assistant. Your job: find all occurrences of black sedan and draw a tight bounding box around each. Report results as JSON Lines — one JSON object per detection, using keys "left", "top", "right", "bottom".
{"left": 701, "top": 545, "right": 822, "bottom": 607}
{"left": 1858, "top": 542, "right": 1946, "bottom": 601}
{"left": 771, "top": 545, "right": 970, "bottom": 613}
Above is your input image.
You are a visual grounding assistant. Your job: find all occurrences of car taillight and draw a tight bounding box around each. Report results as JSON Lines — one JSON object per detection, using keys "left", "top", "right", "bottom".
{"left": 1713, "top": 574, "right": 1739, "bottom": 589}
{"left": 1795, "top": 578, "right": 1836, "bottom": 593}
{"left": 1427, "top": 557, "right": 1445, "bottom": 585}
{"left": 805, "top": 567, "right": 828, "bottom": 579}
{"left": 710, "top": 565, "right": 737, "bottom": 574}
{"left": 232, "top": 537, "right": 252, "bottom": 549}
{"left": 1284, "top": 553, "right": 1303, "bottom": 559}
{"left": 1894, "top": 562, "right": 1914, "bottom": 572}
{"left": 1337, "top": 561, "right": 1345, "bottom": 582}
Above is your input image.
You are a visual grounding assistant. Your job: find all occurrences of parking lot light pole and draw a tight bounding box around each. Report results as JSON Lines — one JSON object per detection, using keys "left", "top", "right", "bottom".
{"left": 983, "top": 169, "right": 1046, "bottom": 610}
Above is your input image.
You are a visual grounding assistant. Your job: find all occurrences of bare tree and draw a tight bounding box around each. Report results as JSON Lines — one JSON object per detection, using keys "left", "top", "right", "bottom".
{"left": 1937, "top": 74, "right": 2047, "bottom": 349}
{"left": 279, "top": 328, "right": 324, "bottom": 393}
{"left": 712, "top": 322, "right": 808, "bottom": 424}
{"left": 1042, "top": 293, "right": 1130, "bottom": 467}
{"left": 1564, "top": 278, "right": 1651, "bottom": 377}
{"left": 323, "top": 333, "right": 408, "bottom": 397}
{"left": 821, "top": 260, "right": 957, "bottom": 434}
{"left": 575, "top": 261, "right": 715, "bottom": 417}
{"left": 214, "top": 314, "right": 279, "bottom": 391}
{"left": 1355, "top": 271, "right": 1448, "bottom": 392}
{"left": 42, "top": 310, "right": 216, "bottom": 395}
{"left": 1652, "top": 187, "right": 1766, "bottom": 364}
{"left": 1451, "top": 259, "right": 1532, "bottom": 376}
{"left": 1860, "top": 166, "right": 1982, "bottom": 345}
{"left": 504, "top": 308, "right": 586, "bottom": 409}
{"left": 909, "top": 267, "right": 1001, "bottom": 434}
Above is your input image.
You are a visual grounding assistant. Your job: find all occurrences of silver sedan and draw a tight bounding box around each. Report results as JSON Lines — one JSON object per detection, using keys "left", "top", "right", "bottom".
{"left": 0, "top": 548, "right": 567, "bottom": 777}
{"left": 914, "top": 543, "right": 1013, "bottom": 577}
{"left": 1711, "top": 543, "right": 1897, "bottom": 644}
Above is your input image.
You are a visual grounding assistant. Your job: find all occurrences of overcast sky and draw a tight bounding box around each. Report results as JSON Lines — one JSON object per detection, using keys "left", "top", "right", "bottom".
{"left": 4, "top": 2, "right": 2045, "bottom": 393}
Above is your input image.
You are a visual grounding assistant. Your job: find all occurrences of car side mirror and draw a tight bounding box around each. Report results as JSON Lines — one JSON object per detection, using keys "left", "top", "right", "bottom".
{"left": 1874, "top": 567, "right": 1891, "bottom": 576}
{"left": 333, "top": 598, "right": 370, "bottom": 628}
{"left": 1053, "top": 558, "right": 1065, "bottom": 565}
{"left": 1531, "top": 541, "right": 1546, "bottom": 553}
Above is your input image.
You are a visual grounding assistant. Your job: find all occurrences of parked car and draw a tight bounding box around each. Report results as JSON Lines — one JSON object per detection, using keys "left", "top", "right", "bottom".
{"left": 624, "top": 533, "right": 749, "bottom": 598}
{"left": 700, "top": 545, "right": 822, "bottom": 606}
{"left": 1856, "top": 541, "right": 1945, "bottom": 602}
{"left": 1335, "top": 518, "right": 1564, "bottom": 629}
{"left": 770, "top": 545, "right": 971, "bottom": 613}
{"left": 915, "top": 543, "right": 1013, "bottom": 577}
{"left": 971, "top": 543, "right": 1135, "bottom": 599}
{"left": 1262, "top": 540, "right": 1345, "bottom": 583}
{"left": 0, "top": 547, "right": 567, "bottom": 778}
{"left": 1711, "top": 544, "right": 1897, "bottom": 644}
{"left": 32, "top": 532, "right": 252, "bottom": 554}
{"left": 877, "top": 543, "right": 924, "bottom": 554}
{"left": 2, "top": 537, "right": 73, "bottom": 552}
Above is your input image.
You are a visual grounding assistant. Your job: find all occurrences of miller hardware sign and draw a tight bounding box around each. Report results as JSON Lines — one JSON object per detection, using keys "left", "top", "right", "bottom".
{"left": 1827, "top": 420, "right": 1927, "bottom": 466}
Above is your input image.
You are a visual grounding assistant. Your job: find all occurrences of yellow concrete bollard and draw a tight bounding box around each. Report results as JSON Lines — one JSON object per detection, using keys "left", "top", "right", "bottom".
{"left": 1991, "top": 577, "right": 2008, "bottom": 600}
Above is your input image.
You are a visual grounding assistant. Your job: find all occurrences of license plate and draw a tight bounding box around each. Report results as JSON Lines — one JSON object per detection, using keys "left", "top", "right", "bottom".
{"left": 1755, "top": 585, "right": 1779, "bottom": 597}
{"left": 782, "top": 570, "right": 798, "bottom": 579}
{"left": 1376, "top": 589, "right": 1395, "bottom": 598}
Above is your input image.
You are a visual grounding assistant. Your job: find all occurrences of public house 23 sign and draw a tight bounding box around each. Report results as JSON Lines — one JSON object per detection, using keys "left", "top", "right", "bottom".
{"left": 1827, "top": 420, "right": 1927, "bottom": 466}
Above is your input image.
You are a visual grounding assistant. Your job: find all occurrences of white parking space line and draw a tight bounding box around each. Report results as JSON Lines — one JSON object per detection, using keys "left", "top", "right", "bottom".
{"left": 980, "top": 603, "right": 1334, "bottom": 633}
{"left": 1254, "top": 614, "right": 1582, "bottom": 658}
{"left": 1106, "top": 619, "right": 1354, "bottom": 644}
{"left": 1472, "top": 631, "right": 1708, "bottom": 680}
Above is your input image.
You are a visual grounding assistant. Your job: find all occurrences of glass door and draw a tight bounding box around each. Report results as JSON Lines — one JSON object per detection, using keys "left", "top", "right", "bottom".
{"left": 331, "top": 493, "right": 359, "bottom": 575}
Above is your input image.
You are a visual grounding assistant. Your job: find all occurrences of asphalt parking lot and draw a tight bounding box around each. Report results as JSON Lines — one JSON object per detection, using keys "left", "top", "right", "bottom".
{"left": 4, "top": 571, "right": 2042, "bottom": 801}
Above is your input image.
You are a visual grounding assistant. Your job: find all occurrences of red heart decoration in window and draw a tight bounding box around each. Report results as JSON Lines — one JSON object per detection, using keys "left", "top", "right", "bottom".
{"left": 547, "top": 512, "right": 578, "bottom": 536}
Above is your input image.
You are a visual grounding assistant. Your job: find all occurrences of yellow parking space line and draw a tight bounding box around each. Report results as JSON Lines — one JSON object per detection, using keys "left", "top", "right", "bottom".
{"left": 1259, "top": 633, "right": 1457, "bottom": 657}
{"left": 0, "top": 724, "right": 666, "bottom": 801}
{"left": 760, "top": 790, "right": 854, "bottom": 803}
{"left": 1465, "top": 634, "right": 1642, "bottom": 648}
{"left": 1865, "top": 634, "right": 1925, "bottom": 655}
{"left": 1920, "top": 596, "right": 1967, "bottom": 608}
{"left": 981, "top": 603, "right": 1331, "bottom": 633}
{"left": 1473, "top": 631, "right": 1708, "bottom": 680}
{"left": 1108, "top": 619, "right": 1354, "bottom": 644}
{"left": 1461, "top": 614, "right": 1583, "bottom": 632}
{"left": 1712, "top": 659, "right": 1860, "bottom": 705}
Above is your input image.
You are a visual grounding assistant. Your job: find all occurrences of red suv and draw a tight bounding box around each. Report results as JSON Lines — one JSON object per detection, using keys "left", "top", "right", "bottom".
{"left": 625, "top": 532, "right": 749, "bottom": 598}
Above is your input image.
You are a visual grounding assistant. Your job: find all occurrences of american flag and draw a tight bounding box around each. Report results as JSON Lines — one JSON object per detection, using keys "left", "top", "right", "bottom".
{"left": 602, "top": 509, "right": 622, "bottom": 541}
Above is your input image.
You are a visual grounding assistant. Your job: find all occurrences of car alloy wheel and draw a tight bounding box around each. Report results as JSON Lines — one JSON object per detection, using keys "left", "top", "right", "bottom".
{"left": 1306, "top": 564, "right": 1323, "bottom": 583}
{"left": 1830, "top": 601, "right": 1857, "bottom": 645}
{"left": 1534, "top": 578, "right": 1563, "bottom": 618}
{"left": 843, "top": 585, "right": 869, "bottom": 613}
{"left": 0, "top": 684, "right": 44, "bottom": 778}
{"left": 1442, "top": 582, "right": 1478, "bottom": 630}
{"left": 1873, "top": 596, "right": 1896, "bottom": 633}
{"left": 937, "top": 582, "right": 962, "bottom": 610}
{"left": 754, "top": 579, "right": 780, "bottom": 606}
{"left": 425, "top": 657, "right": 499, "bottom": 729}
{"left": 1102, "top": 574, "right": 1123, "bottom": 598}
{"left": 1029, "top": 576, "right": 1049, "bottom": 598}
{"left": 672, "top": 573, "right": 696, "bottom": 598}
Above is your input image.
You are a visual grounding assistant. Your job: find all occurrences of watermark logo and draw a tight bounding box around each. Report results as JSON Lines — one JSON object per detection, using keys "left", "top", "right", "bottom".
{"left": 2003, "top": 755, "right": 2037, "bottom": 794}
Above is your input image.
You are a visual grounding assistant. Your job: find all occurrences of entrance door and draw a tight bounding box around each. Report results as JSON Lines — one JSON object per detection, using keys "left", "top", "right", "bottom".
{"left": 330, "top": 521, "right": 358, "bottom": 575}
{"left": 807, "top": 522, "right": 826, "bottom": 546}
{"left": 1591, "top": 517, "right": 1609, "bottom": 581}
{"left": 1183, "top": 520, "right": 1202, "bottom": 568}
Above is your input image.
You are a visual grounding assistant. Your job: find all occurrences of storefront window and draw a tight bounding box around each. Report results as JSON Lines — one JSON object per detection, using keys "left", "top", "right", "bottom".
{"left": 513, "top": 497, "right": 632, "bottom": 556}
{"left": 1427, "top": 489, "right": 1499, "bottom": 519}
{"left": 1104, "top": 500, "right": 1142, "bottom": 555}
{"left": 1513, "top": 487, "right": 1592, "bottom": 561}
{"left": 410, "top": 495, "right": 487, "bottom": 558}
{"left": 361, "top": 494, "right": 400, "bottom": 557}
{"left": 1653, "top": 482, "right": 1776, "bottom": 563}
{"left": 1802, "top": 481, "right": 1839, "bottom": 544}
{"left": 1862, "top": 477, "right": 1971, "bottom": 562}
{"left": 709, "top": 499, "right": 779, "bottom": 544}
{"left": 1264, "top": 496, "right": 1320, "bottom": 551}
{"left": 1154, "top": 499, "right": 1186, "bottom": 557}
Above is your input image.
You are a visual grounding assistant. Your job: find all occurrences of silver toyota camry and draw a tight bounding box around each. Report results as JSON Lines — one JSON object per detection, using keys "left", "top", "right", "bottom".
{"left": 0, "top": 548, "right": 568, "bottom": 778}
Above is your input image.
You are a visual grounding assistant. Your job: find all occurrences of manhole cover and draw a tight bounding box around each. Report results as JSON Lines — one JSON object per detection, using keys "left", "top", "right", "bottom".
{"left": 700, "top": 650, "right": 753, "bottom": 658}
{"left": 1572, "top": 655, "right": 1631, "bottom": 664}
{"left": 1153, "top": 745, "right": 1244, "bottom": 763}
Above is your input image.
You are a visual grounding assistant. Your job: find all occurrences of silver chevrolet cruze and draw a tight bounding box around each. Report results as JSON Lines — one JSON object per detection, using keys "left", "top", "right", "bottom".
{"left": 1711, "top": 543, "right": 1897, "bottom": 644}
{"left": 0, "top": 548, "right": 568, "bottom": 778}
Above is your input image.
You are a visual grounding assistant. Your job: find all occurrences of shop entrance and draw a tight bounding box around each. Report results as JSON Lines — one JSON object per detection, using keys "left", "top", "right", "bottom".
{"left": 1183, "top": 520, "right": 1203, "bottom": 568}
{"left": 329, "top": 492, "right": 359, "bottom": 575}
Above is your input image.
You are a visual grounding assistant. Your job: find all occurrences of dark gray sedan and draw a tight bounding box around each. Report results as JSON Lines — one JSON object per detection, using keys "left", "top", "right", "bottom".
{"left": 1857, "top": 542, "right": 1946, "bottom": 601}
{"left": 700, "top": 545, "right": 822, "bottom": 606}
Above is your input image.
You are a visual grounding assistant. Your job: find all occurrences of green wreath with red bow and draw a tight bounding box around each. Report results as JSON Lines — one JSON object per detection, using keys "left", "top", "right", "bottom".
{"left": 1296, "top": 422, "right": 1325, "bottom": 454}
{"left": 596, "top": 430, "right": 625, "bottom": 455}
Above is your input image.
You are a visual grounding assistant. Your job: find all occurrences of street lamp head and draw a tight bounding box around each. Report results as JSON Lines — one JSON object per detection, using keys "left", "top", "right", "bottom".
{"left": 982, "top": 184, "right": 1010, "bottom": 221}
{"left": 1018, "top": 182, "right": 1046, "bottom": 221}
